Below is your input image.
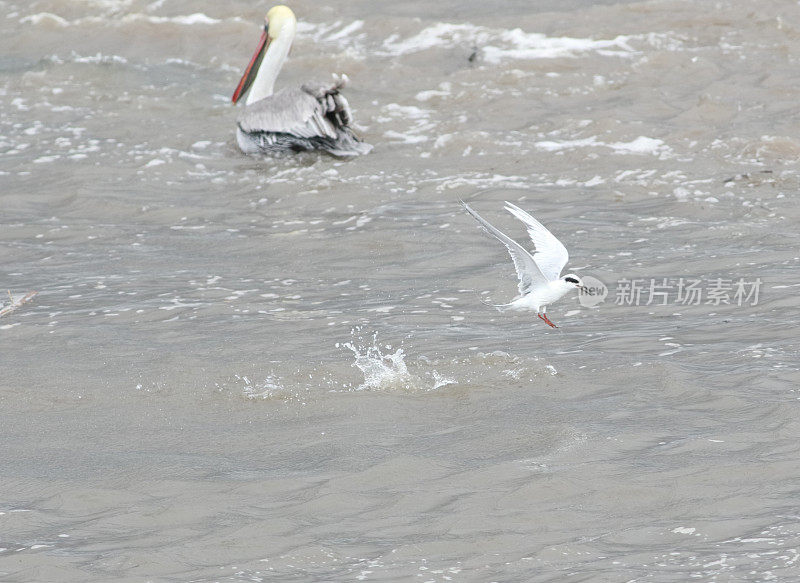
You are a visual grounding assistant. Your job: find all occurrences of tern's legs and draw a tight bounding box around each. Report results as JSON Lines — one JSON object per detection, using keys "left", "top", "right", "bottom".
{"left": 537, "top": 311, "right": 558, "bottom": 328}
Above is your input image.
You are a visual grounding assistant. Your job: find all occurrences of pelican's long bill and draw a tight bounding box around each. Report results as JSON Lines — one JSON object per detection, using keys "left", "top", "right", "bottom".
{"left": 232, "top": 27, "right": 270, "bottom": 104}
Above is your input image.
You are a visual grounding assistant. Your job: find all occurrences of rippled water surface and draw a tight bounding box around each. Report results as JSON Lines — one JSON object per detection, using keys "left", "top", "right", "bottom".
{"left": 2, "top": 0, "right": 800, "bottom": 581}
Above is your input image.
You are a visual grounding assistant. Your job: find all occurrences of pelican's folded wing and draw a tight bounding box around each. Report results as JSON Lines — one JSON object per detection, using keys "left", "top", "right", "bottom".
{"left": 237, "top": 86, "right": 337, "bottom": 138}
{"left": 237, "top": 78, "right": 371, "bottom": 156}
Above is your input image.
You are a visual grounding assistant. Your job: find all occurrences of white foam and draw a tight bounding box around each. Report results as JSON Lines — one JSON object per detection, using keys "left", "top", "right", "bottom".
{"left": 383, "top": 130, "right": 428, "bottom": 144}
{"left": 33, "top": 155, "right": 59, "bottom": 164}
{"left": 21, "top": 12, "right": 230, "bottom": 28}
{"left": 534, "top": 135, "right": 671, "bottom": 157}
{"left": 535, "top": 136, "right": 599, "bottom": 152}
{"left": 380, "top": 103, "right": 431, "bottom": 120}
{"left": 380, "top": 22, "right": 635, "bottom": 63}
{"left": 326, "top": 20, "right": 364, "bottom": 41}
{"left": 376, "top": 103, "right": 435, "bottom": 145}
{"left": 136, "top": 13, "right": 221, "bottom": 25}
{"left": 295, "top": 19, "right": 367, "bottom": 54}
{"left": 484, "top": 31, "right": 634, "bottom": 63}
{"left": 434, "top": 134, "right": 453, "bottom": 149}
{"left": 381, "top": 23, "right": 489, "bottom": 56}
{"left": 436, "top": 173, "right": 528, "bottom": 191}
{"left": 72, "top": 53, "right": 128, "bottom": 65}
{"left": 415, "top": 82, "right": 452, "bottom": 102}
{"left": 673, "top": 187, "right": 690, "bottom": 200}
{"left": 608, "top": 136, "right": 666, "bottom": 155}
{"left": 19, "top": 13, "right": 69, "bottom": 26}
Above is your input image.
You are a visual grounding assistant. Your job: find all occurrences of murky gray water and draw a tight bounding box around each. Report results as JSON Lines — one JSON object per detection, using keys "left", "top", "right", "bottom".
{"left": 2, "top": 0, "right": 800, "bottom": 581}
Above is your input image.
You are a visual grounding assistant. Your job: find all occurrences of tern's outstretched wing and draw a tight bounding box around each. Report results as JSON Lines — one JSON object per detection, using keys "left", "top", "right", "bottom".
{"left": 461, "top": 201, "right": 548, "bottom": 296}
{"left": 503, "top": 202, "right": 569, "bottom": 281}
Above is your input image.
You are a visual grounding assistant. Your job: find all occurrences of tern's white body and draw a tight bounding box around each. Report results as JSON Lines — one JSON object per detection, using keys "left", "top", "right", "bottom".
{"left": 504, "top": 279, "right": 576, "bottom": 313}
{"left": 462, "top": 201, "right": 584, "bottom": 327}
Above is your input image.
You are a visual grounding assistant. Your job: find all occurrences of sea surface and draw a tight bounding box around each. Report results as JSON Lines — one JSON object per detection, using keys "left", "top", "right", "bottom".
{"left": 2, "top": 0, "right": 800, "bottom": 581}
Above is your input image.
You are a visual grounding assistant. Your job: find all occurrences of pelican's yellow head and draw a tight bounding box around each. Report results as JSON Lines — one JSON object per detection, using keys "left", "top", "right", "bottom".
{"left": 232, "top": 5, "right": 297, "bottom": 104}
{"left": 265, "top": 5, "right": 297, "bottom": 39}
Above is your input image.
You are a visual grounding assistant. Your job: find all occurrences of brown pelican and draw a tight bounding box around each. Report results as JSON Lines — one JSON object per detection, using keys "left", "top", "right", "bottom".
{"left": 231, "top": 5, "right": 371, "bottom": 157}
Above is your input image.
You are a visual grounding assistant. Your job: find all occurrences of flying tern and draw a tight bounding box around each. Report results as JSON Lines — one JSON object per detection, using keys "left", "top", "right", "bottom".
{"left": 462, "top": 201, "right": 585, "bottom": 328}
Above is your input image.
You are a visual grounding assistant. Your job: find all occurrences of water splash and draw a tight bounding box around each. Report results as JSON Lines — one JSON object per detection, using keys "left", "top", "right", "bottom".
{"left": 233, "top": 374, "right": 289, "bottom": 400}
{"left": 337, "top": 331, "right": 455, "bottom": 392}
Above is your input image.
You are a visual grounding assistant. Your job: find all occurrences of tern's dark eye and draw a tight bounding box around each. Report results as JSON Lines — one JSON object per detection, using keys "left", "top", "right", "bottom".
{"left": 565, "top": 277, "right": 579, "bottom": 284}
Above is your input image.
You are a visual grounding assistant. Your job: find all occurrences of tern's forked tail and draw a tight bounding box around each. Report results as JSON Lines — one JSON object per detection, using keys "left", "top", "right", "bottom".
{"left": 479, "top": 296, "right": 514, "bottom": 312}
